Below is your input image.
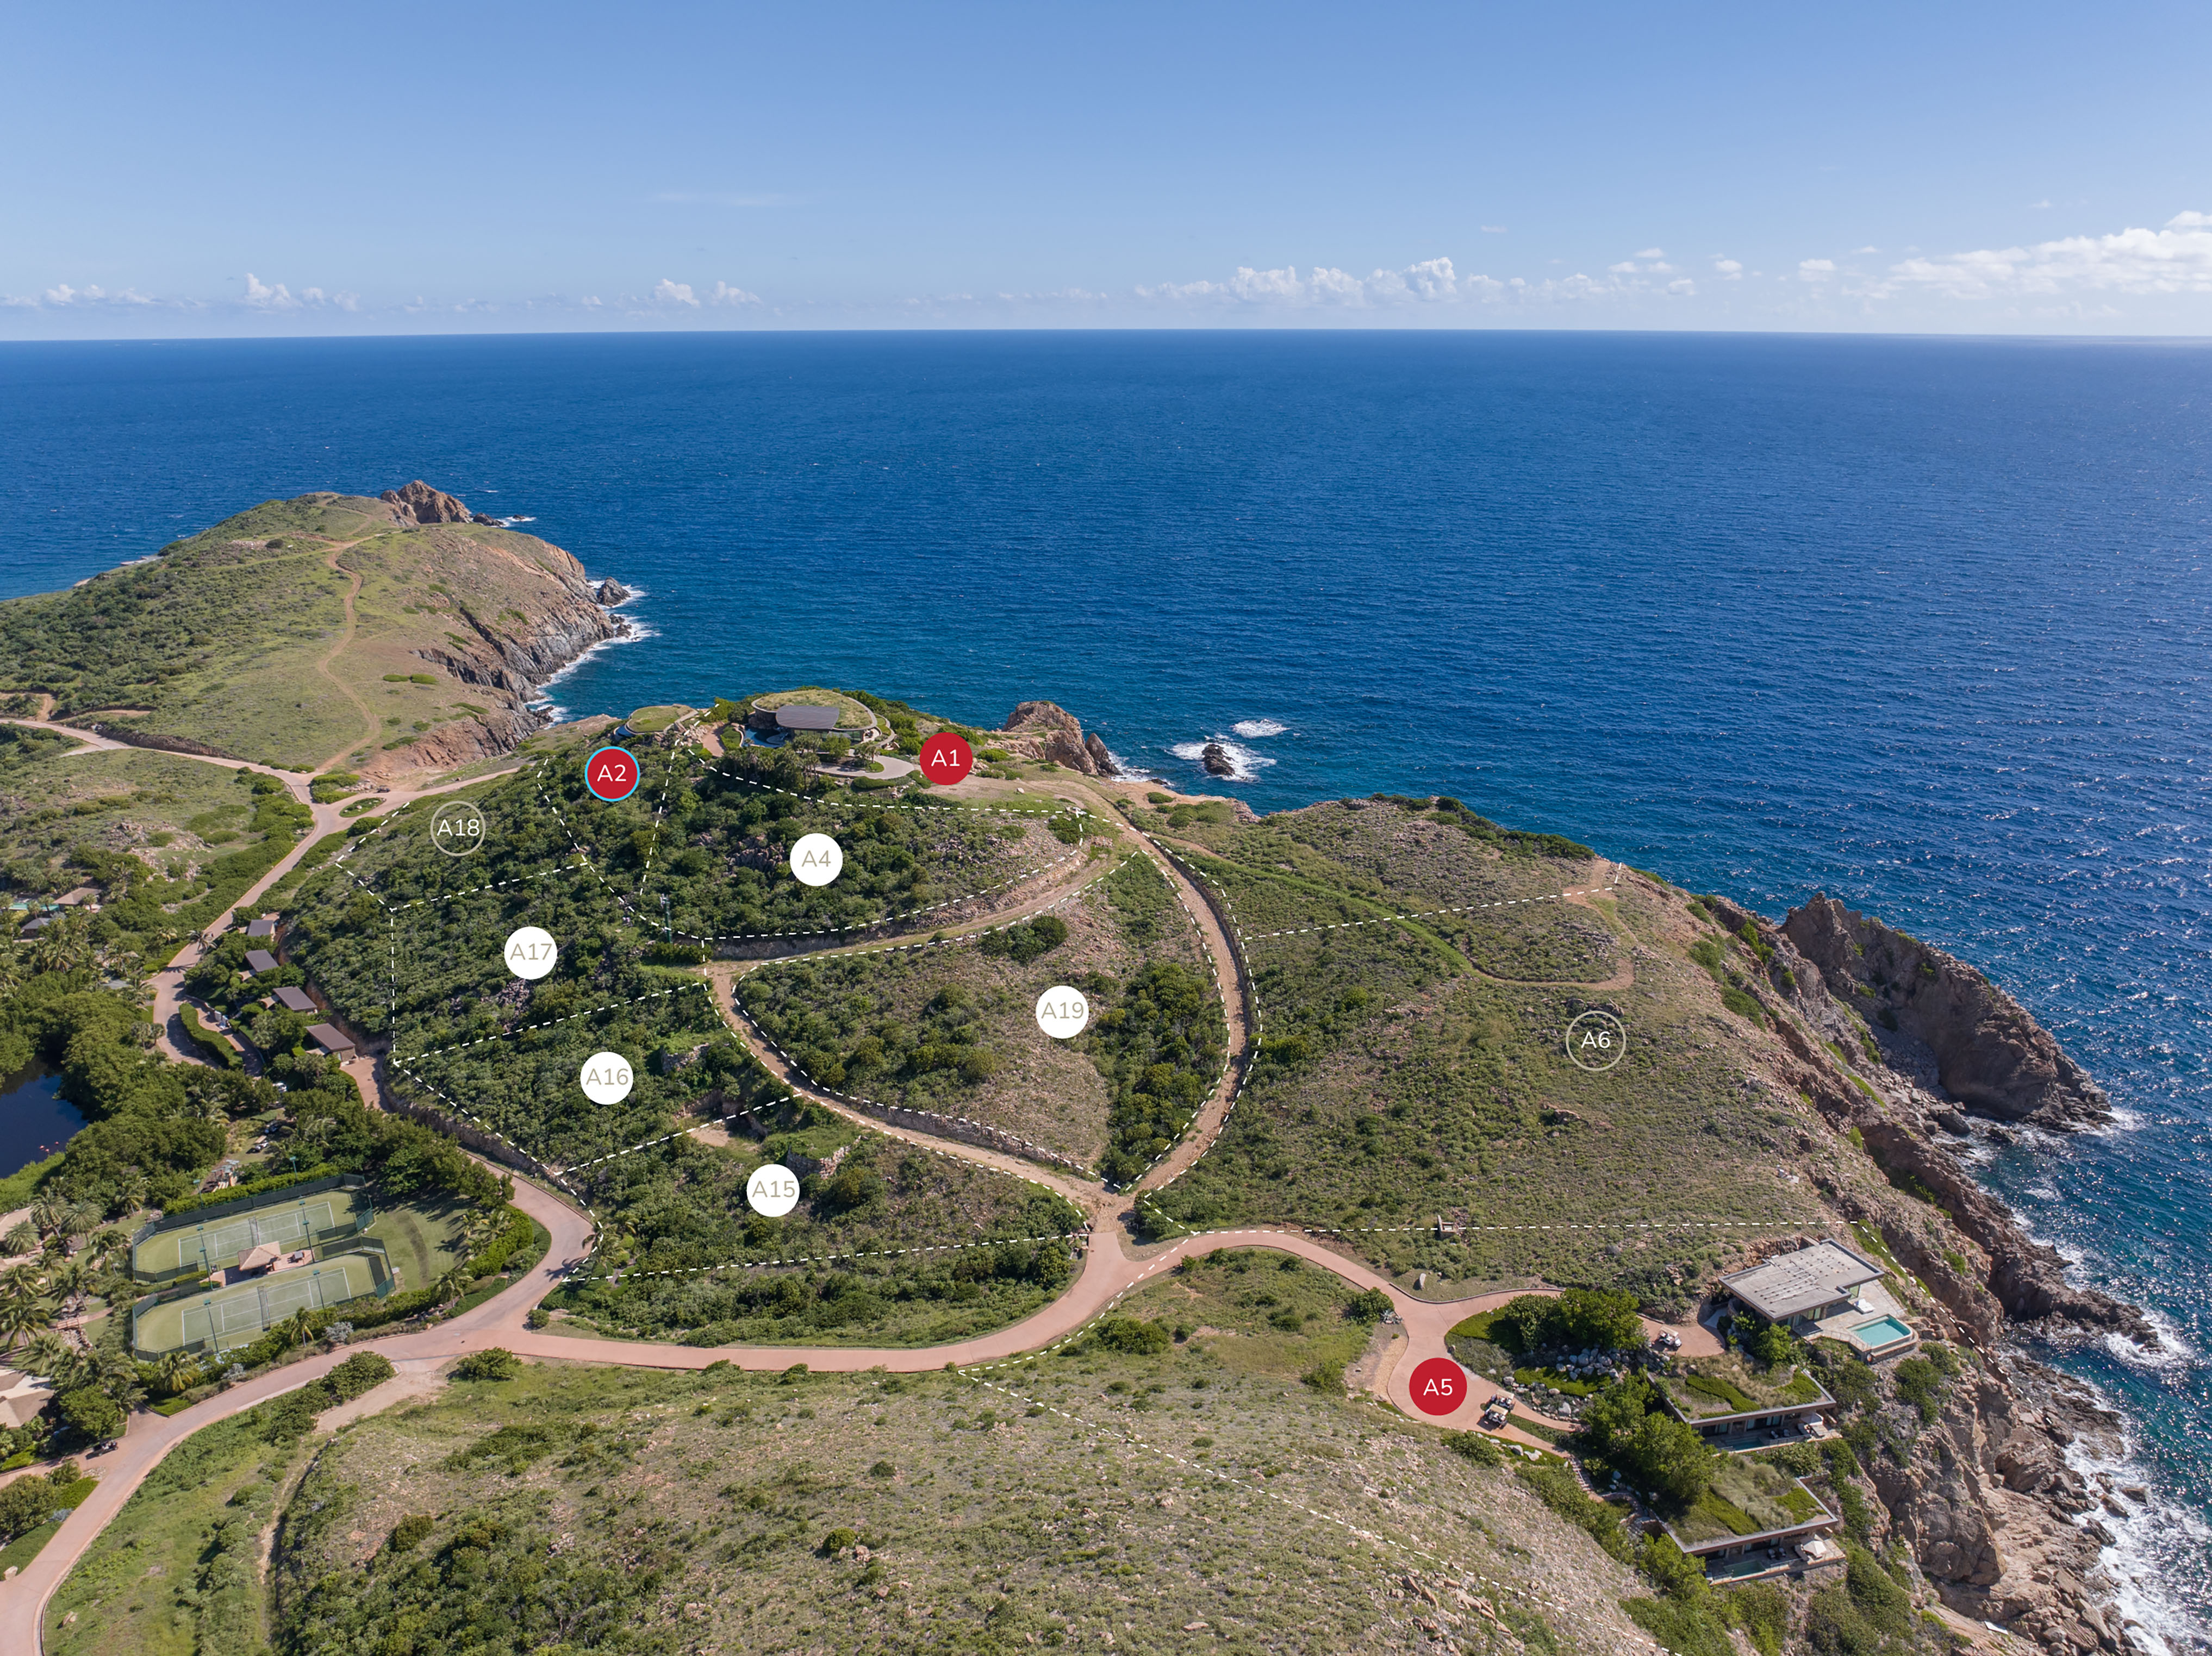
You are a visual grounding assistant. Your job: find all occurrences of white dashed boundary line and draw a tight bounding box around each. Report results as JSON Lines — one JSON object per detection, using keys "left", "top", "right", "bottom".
{"left": 692, "top": 748, "right": 1105, "bottom": 823}
{"left": 392, "top": 980, "right": 713, "bottom": 1066}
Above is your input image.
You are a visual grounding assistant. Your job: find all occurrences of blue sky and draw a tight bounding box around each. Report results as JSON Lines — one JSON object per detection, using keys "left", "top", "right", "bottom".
{"left": 7, "top": 1, "right": 2210, "bottom": 336}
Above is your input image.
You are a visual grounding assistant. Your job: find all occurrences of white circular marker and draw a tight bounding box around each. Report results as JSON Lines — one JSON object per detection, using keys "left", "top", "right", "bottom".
{"left": 503, "top": 926, "right": 558, "bottom": 982}
{"left": 429, "top": 799, "right": 487, "bottom": 858}
{"left": 789, "top": 832, "right": 843, "bottom": 886}
{"left": 1565, "top": 1009, "right": 1628, "bottom": 1072}
{"left": 579, "top": 1051, "right": 634, "bottom": 1105}
{"left": 746, "top": 1163, "right": 801, "bottom": 1217}
{"left": 1035, "top": 985, "right": 1090, "bottom": 1039}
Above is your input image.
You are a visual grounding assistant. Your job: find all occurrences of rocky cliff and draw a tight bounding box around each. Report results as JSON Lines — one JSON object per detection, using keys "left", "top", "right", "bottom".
{"left": 1000, "top": 699, "right": 1119, "bottom": 776}
{"left": 1784, "top": 895, "right": 2110, "bottom": 1129}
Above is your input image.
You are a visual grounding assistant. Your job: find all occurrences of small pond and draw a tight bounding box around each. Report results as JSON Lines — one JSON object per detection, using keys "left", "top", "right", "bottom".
{"left": 0, "top": 1061, "right": 84, "bottom": 1182}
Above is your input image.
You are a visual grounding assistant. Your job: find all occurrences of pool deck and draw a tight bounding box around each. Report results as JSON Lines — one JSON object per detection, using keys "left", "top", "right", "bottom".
{"left": 1808, "top": 1281, "right": 1919, "bottom": 1360}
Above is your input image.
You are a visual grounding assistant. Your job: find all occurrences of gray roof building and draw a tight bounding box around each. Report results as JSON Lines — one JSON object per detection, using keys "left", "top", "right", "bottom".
{"left": 247, "top": 917, "right": 277, "bottom": 939}
{"left": 774, "top": 704, "right": 842, "bottom": 732}
{"left": 245, "top": 949, "right": 281, "bottom": 974}
{"left": 1721, "top": 1240, "right": 1885, "bottom": 1323}
{"left": 273, "top": 986, "right": 316, "bottom": 1014}
{"left": 307, "top": 1023, "right": 356, "bottom": 1059}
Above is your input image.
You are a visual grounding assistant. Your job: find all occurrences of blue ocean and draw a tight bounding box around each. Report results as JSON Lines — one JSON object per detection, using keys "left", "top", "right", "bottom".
{"left": 2, "top": 333, "right": 2206, "bottom": 1636}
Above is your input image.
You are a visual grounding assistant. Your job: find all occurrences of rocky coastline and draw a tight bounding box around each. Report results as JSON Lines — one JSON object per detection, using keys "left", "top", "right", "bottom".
{"left": 1709, "top": 889, "right": 2161, "bottom": 1651}
{"left": 364, "top": 485, "right": 634, "bottom": 777}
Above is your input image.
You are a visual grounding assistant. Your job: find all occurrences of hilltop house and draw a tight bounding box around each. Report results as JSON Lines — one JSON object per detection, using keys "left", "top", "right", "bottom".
{"left": 244, "top": 948, "right": 280, "bottom": 974}
{"left": 273, "top": 985, "right": 316, "bottom": 1014}
{"left": 747, "top": 704, "right": 842, "bottom": 736}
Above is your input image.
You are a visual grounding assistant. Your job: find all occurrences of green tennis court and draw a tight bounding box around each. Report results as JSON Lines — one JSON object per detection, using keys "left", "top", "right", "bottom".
{"left": 133, "top": 1248, "right": 387, "bottom": 1357}
{"left": 132, "top": 1189, "right": 374, "bottom": 1282}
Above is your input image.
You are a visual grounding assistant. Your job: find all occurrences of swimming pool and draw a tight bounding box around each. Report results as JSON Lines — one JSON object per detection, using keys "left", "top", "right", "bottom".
{"left": 1849, "top": 1316, "right": 1915, "bottom": 1351}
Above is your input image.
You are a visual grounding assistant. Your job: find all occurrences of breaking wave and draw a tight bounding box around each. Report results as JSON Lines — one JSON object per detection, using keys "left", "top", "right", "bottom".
{"left": 1169, "top": 738, "right": 1275, "bottom": 783}
{"left": 1231, "top": 718, "right": 1288, "bottom": 739}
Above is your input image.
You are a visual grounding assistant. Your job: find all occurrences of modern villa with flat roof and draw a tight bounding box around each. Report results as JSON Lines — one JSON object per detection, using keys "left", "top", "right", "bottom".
{"left": 273, "top": 985, "right": 317, "bottom": 1014}
{"left": 744, "top": 702, "right": 844, "bottom": 733}
{"left": 1721, "top": 1238, "right": 1920, "bottom": 1361}
{"left": 245, "top": 948, "right": 281, "bottom": 974}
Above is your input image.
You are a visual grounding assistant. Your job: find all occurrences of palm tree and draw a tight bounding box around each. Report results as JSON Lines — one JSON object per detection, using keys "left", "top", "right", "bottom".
{"left": 92, "top": 1347, "right": 142, "bottom": 1409}
{"left": 279, "top": 1308, "right": 316, "bottom": 1349}
{"left": 29, "top": 910, "right": 91, "bottom": 974}
{"left": 109, "top": 1173, "right": 148, "bottom": 1218}
{"left": 0, "top": 1293, "right": 49, "bottom": 1353}
{"left": 47, "top": 1258, "right": 91, "bottom": 1318}
{"left": 23, "top": 1332, "right": 78, "bottom": 1385}
{"left": 58, "top": 1201, "right": 101, "bottom": 1245}
{"left": 0, "top": 1224, "right": 35, "bottom": 1259}
{"left": 157, "top": 1351, "right": 200, "bottom": 1396}
{"left": 435, "top": 1266, "right": 470, "bottom": 1305}
{"left": 30, "top": 1197, "right": 67, "bottom": 1240}
{"left": 0, "top": 949, "right": 24, "bottom": 998}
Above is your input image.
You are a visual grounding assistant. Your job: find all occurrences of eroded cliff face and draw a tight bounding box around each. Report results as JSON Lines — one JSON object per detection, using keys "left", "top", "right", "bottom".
{"left": 357, "top": 517, "right": 628, "bottom": 780}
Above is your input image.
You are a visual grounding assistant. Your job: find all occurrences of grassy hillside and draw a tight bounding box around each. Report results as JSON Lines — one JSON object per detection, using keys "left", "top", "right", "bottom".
{"left": 0, "top": 733, "right": 313, "bottom": 958}
{"left": 184, "top": 1303, "right": 1664, "bottom": 1656}
{"left": 1144, "top": 798, "right": 1820, "bottom": 1312}
{"left": 0, "top": 492, "right": 616, "bottom": 773}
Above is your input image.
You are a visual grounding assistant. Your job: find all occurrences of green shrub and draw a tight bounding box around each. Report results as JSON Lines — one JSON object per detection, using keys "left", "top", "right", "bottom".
{"left": 1513, "top": 1459, "right": 1630, "bottom": 1561}
{"left": 1442, "top": 1430, "right": 1501, "bottom": 1468}
{"left": 1344, "top": 1288, "right": 1393, "bottom": 1322}
{"left": 387, "top": 1513, "right": 434, "bottom": 1553}
{"left": 1093, "top": 1317, "right": 1171, "bottom": 1355}
{"left": 452, "top": 1348, "right": 522, "bottom": 1382}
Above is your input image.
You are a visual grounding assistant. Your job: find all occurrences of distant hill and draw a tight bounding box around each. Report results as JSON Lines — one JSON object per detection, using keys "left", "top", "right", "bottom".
{"left": 0, "top": 485, "right": 629, "bottom": 776}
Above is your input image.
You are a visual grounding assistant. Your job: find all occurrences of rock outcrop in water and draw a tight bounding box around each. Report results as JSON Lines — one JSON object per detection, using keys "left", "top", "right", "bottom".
{"left": 1783, "top": 895, "right": 2110, "bottom": 1129}
{"left": 1200, "top": 742, "right": 1234, "bottom": 777}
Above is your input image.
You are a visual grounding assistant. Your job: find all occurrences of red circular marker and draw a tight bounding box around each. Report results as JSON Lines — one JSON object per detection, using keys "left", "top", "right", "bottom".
{"left": 1407, "top": 1356, "right": 1469, "bottom": 1417}
{"left": 584, "top": 746, "right": 640, "bottom": 802}
{"left": 917, "top": 730, "right": 974, "bottom": 786}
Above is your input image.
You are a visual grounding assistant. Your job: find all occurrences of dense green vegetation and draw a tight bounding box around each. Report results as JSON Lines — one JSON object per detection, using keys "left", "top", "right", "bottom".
{"left": 549, "top": 1088, "right": 1085, "bottom": 1348}
{"left": 739, "top": 854, "right": 1220, "bottom": 1176}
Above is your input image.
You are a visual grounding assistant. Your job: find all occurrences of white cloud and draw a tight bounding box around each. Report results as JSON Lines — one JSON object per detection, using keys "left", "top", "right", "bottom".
{"left": 1608, "top": 261, "right": 1638, "bottom": 274}
{"left": 706, "top": 282, "right": 761, "bottom": 306}
{"left": 243, "top": 272, "right": 301, "bottom": 309}
{"left": 1854, "top": 246, "right": 1879, "bottom": 254}
{"left": 1713, "top": 258, "right": 1743, "bottom": 279}
{"left": 2030, "top": 199, "right": 2053, "bottom": 209}
{"left": 1480, "top": 224, "right": 1506, "bottom": 234}
{"left": 1868, "top": 210, "right": 2212, "bottom": 299}
{"left": 1798, "top": 258, "right": 1836, "bottom": 280}
{"left": 652, "top": 279, "right": 700, "bottom": 307}
{"left": 1635, "top": 247, "right": 1666, "bottom": 260}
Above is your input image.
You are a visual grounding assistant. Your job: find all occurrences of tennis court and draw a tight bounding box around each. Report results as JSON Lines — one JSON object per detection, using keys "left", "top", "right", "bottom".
{"left": 133, "top": 1247, "right": 388, "bottom": 1357}
{"left": 133, "top": 1188, "right": 373, "bottom": 1282}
